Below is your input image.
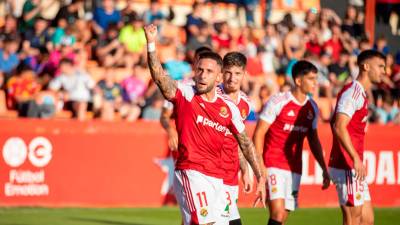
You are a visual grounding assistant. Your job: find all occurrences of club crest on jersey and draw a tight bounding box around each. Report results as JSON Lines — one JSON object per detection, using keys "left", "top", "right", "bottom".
{"left": 356, "top": 193, "right": 362, "bottom": 201}
{"left": 200, "top": 208, "right": 208, "bottom": 217}
{"left": 219, "top": 106, "right": 229, "bottom": 118}
{"left": 271, "top": 187, "right": 278, "bottom": 193}
{"left": 307, "top": 110, "right": 314, "bottom": 120}
{"left": 241, "top": 109, "right": 247, "bottom": 120}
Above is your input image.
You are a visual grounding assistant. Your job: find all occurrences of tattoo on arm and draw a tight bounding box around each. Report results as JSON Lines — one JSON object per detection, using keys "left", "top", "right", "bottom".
{"left": 238, "top": 147, "right": 248, "bottom": 174}
{"left": 235, "top": 132, "right": 265, "bottom": 180}
{"left": 148, "top": 51, "right": 177, "bottom": 100}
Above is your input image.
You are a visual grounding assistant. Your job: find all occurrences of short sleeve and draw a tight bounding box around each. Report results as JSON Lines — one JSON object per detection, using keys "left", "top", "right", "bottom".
{"left": 259, "top": 93, "right": 286, "bottom": 124}
{"left": 226, "top": 100, "right": 245, "bottom": 134}
{"left": 310, "top": 99, "right": 319, "bottom": 130}
{"left": 336, "top": 87, "right": 364, "bottom": 118}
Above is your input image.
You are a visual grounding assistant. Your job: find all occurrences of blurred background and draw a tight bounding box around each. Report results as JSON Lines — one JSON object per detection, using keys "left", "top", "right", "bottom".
{"left": 0, "top": 0, "right": 399, "bottom": 222}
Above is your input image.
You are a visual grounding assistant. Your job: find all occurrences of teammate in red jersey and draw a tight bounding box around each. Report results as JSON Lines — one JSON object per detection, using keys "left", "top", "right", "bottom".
{"left": 329, "top": 50, "right": 386, "bottom": 225}
{"left": 144, "top": 24, "right": 266, "bottom": 225}
{"left": 253, "top": 60, "right": 330, "bottom": 225}
{"left": 217, "top": 52, "right": 253, "bottom": 225}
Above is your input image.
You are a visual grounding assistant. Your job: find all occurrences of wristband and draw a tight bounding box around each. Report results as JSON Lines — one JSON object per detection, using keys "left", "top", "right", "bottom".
{"left": 147, "top": 42, "right": 156, "bottom": 52}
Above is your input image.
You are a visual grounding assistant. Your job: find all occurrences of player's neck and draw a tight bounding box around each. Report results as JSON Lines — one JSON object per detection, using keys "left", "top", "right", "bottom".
{"left": 201, "top": 88, "right": 217, "bottom": 102}
{"left": 291, "top": 88, "right": 308, "bottom": 104}
{"left": 356, "top": 73, "right": 371, "bottom": 92}
{"left": 225, "top": 90, "right": 239, "bottom": 104}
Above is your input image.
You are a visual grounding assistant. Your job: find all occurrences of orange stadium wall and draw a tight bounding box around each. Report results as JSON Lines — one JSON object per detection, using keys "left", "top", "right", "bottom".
{"left": 0, "top": 119, "right": 399, "bottom": 207}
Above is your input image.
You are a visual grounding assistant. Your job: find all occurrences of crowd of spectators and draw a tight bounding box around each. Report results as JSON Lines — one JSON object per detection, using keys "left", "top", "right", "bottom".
{"left": 0, "top": 0, "right": 399, "bottom": 125}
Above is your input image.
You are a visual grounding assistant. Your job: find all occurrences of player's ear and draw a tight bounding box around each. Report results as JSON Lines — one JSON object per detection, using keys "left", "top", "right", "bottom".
{"left": 294, "top": 76, "right": 302, "bottom": 86}
{"left": 362, "top": 63, "right": 370, "bottom": 71}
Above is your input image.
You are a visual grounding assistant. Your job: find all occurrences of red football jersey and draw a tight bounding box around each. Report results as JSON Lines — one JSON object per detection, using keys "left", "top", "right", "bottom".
{"left": 259, "top": 92, "right": 318, "bottom": 174}
{"left": 329, "top": 81, "right": 368, "bottom": 170}
{"left": 172, "top": 82, "right": 245, "bottom": 178}
{"left": 219, "top": 87, "right": 251, "bottom": 185}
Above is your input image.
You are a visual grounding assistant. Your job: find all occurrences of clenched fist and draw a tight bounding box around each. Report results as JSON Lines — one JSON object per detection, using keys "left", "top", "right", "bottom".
{"left": 144, "top": 24, "right": 158, "bottom": 43}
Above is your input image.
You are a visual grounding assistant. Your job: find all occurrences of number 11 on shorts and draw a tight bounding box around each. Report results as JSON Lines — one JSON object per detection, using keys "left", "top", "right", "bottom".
{"left": 196, "top": 192, "right": 208, "bottom": 207}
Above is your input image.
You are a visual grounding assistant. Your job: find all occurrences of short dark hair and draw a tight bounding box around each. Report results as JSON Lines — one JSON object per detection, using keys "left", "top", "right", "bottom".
{"left": 357, "top": 49, "right": 386, "bottom": 67}
{"left": 195, "top": 46, "right": 212, "bottom": 57}
{"left": 292, "top": 60, "right": 318, "bottom": 80}
{"left": 223, "top": 51, "right": 247, "bottom": 69}
{"left": 198, "top": 51, "right": 223, "bottom": 69}
{"left": 60, "top": 58, "right": 74, "bottom": 65}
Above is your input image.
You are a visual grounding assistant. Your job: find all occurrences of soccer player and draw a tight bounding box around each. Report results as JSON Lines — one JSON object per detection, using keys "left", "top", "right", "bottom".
{"left": 253, "top": 60, "right": 330, "bottom": 225}
{"left": 160, "top": 46, "right": 212, "bottom": 154}
{"left": 329, "top": 50, "right": 386, "bottom": 225}
{"left": 144, "top": 24, "right": 266, "bottom": 225}
{"left": 218, "top": 52, "right": 253, "bottom": 225}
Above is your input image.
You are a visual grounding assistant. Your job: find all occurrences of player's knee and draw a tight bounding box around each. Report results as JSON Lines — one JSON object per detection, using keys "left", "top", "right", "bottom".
{"left": 229, "top": 219, "right": 242, "bottom": 225}
{"left": 270, "top": 209, "right": 286, "bottom": 222}
{"left": 361, "top": 216, "right": 374, "bottom": 225}
{"left": 267, "top": 218, "right": 283, "bottom": 225}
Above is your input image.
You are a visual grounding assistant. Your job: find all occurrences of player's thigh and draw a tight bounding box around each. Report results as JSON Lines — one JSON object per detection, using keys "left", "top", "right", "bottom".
{"left": 173, "top": 170, "right": 193, "bottom": 225}
{"left": 330, "top": 167, "right": 368, "bottom": 207}
{"left": 361, "top": 201, "right": 374, "bottom": 225}
{"left": 284, "top": 171, "right": 301, "bottom": 212}
{"left": 266, "top": 168, "right": 290, "bottom": 220}
{"left": 226, "top": 185, "right": 240, "bottom": 221}
{"left": 185, "top": 170, "right": 224, "bottom": 225}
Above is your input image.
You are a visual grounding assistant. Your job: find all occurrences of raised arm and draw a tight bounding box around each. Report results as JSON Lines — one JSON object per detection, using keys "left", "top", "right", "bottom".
{"left": 144, "top": 24, "right": 177, "bottom": 101}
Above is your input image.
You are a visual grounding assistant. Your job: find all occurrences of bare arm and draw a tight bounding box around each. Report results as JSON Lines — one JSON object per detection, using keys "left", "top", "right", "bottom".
{"left": 238, "top": 147, "right": 248, "bottom": 174}
{"left": 160, "top": 106, "right": 178, "bottom": 151}
{"left": 144, "top": 24, "right": 177, "bottom": 101}
{"left": 252, "top": 119, "right": 270, "bottom": 158}
{"left": 333, "top": 113, "right": 365, "bottom": 180}
{"left": 307, "top": 129, "right": 330, "bottom": 189}
{"left": 234, "top": 131, "right": 265, "bottom": 181}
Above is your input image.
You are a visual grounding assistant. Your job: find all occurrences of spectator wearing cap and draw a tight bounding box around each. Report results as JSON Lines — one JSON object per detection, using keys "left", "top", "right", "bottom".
{"left": 93, "top": 0, "right": 121, "bottom": 35}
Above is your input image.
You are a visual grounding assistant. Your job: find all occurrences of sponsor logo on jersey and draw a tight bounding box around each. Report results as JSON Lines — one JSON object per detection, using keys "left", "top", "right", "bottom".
{"left": 219, "top": 106, "right": 229, "bottom": 118}
{"left": 200, "top": 208, "right": 208, "bottom": 217}
{"left": 356, "top": 193, "right": 362, "bottom": 200}
{"left": 287, "top": 110, "right": 295, "bottom": 117}
{"left": 196, "top": 115, "right": 231, "bottom": 136}
{"left": 283, "top": 124, "right": 308, "bottom": 133}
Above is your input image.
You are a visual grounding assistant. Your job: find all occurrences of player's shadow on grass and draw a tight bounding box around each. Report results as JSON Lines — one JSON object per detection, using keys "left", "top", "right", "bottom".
{"left": 70, "top": 217, "right": 158, "bottom": 225}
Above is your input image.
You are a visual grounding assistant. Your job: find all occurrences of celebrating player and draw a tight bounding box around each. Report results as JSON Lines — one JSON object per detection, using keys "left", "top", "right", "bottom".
{"left": 253, "top": 60, "right": 330, "bottom": 225}
{"left": 217, "top": 52, "right": 253, "bottom": 225}
{"left": 144, "top": 24, "right": 266, "bottom": 225}
{"left": 329, "top": 50, "right": 386, "bottom": 225}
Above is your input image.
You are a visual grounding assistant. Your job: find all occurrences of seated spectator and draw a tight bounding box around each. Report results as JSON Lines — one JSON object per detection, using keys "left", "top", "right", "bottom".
{"left": 23, "top": 17, "right": 52, "bottom": 55}
{"left": 6, "top": 65, "right": 42, "bottom": 117}
{"left": 119, "top": 15, "right": 146, "bottom": 54}
{"left": 49, "top": 58, "right": 94, "bottom": 121}
{"left": 143, "top": 0, "right": 166, "bottom": 26}
{"left": 328, "top": 50, "right": 351, "bottom": 93}
{"left": 0, "top": 38, "right": 20, "bottom": 76}
{"left": 374, "top": 95, "right": 399, "bottom": 124}
{"left": 186, "top": 22, "right": 212, "bottom": 58}
{"left": 93, "top": 0, "right": 121, "bottom": 35}
{"left": 53, "top": 0, "right": 84, "bottom": 26}
{"left": 185, "top": 2, "right": 206, "bottom": 40}
{"left": 120, "top": 64, "right": 148, "bottom": 122}
{"left": 142, "top": 92, "right": 163, "bottom": 121}
{"left": 19, "top": 0, "right": 42, "bottom": 33}
{"left": 52, "top": 19, "right": 77, "bottom": 48}
{"left": 96, "top": 24, "right": 124, "bottom": 67}
{"left": 0, "top": 15, "right": 20, "bottom": 46}
{"left": 212, "top": 22, "right": 232, "bottom": 50}
{"left": 163, "top": 47, "right": 192, "bottom": 81}
{"left": 94, "top": 67, "right": 123, "bottom": 121}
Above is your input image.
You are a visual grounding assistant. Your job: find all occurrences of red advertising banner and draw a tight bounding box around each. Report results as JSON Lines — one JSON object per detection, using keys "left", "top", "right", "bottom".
{"left": 0, "top": 119, "right": 399, "bottom": 207}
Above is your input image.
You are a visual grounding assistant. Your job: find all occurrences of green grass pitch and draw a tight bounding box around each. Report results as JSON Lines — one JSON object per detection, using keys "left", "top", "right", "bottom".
{"left": 0, "top": 207, "right": 399, "bottom": 225}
